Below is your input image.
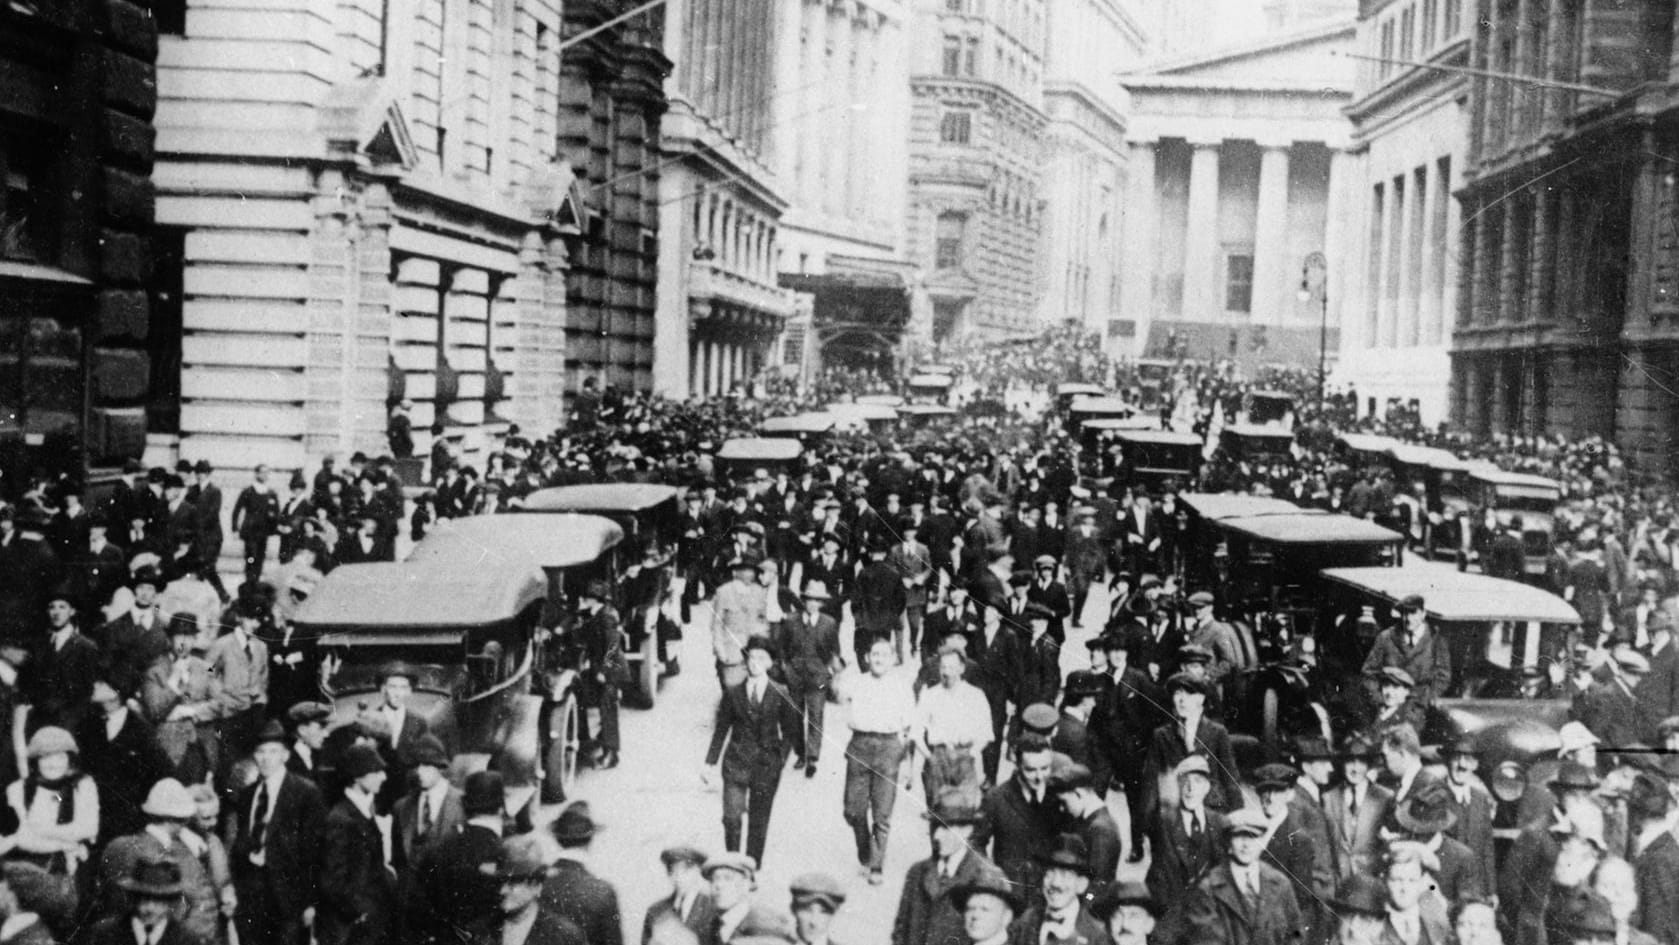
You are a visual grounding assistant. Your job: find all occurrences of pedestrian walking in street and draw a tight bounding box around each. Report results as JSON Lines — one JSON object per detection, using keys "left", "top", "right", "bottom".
{"left": 642, "top": 846, "right": 715, "bottom": 945}
{"left": 775, "top": 583, "right": 842, "bottom": 776}
{"left": 541, "top": 802, "right": 623, "bottom": 945}
{"left": 704, "top": 636, "right": 797, "bottom": 869}
{"left": 841, "top": 635, "right": 916, "bottom": 885}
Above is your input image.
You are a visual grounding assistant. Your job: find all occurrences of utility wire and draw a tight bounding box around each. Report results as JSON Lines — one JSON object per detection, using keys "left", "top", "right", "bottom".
{"left": 1335, "top": 51, "right": 1624, "bottom": 98}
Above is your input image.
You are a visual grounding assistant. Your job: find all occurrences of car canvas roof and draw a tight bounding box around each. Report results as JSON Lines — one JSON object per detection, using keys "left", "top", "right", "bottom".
{"left": 717, "top": 437, "right": 804, "bottom": 461}
{"left": 1221, "top": 512, "right": 1402, "bottom": 544}
{"left": 1464, "top": 463, "right": 1562, "bottom": 491}
{"left": 520, "top": 483, "right": 680, "bottom": 514}
{"left": 908, "top": 374, "right": 955, "bottom": 388}
{"left": 1322, "top": 560, "right": 1581, "bottom": 623}
{"left": 825, "top": 402, "right": 898, "bottom": 421}
{"left": 1084, "top": 416, "right": 1160, "bottom": 431}
{"left": 1068, "top": 396, "right": 1133, "bottom": 414}
{"left": 407, "top": 513, "right": 626, "bottom": 570}
{"left": 1224, "top": 424, "right": 1294, "bottom": 440}
{"left": 897, "top": 404, "right": 956, "bottom": 416}
{"left": 1115, "top": 430, "right": 1203, "bottom": 446}
{"left": 1180, "top": 493, "right": 1317, "bottom": 520}
{"left": 1055, "top": 382, "right": 1106, "bottom": 397}
{"left": 294, "top": 561, "right": 547, "bottom": 630}
{"left": 1338, "top": 433, "right": 1403, "bottom": 453}
{"left": 855, "top": 394, "right": 905, "bottom": 407}
{"left": 760, "top": 413, "right": 836, "bottom": 434}
{"left": 1385, "top": 444, "right": 1467, "bottom": 470}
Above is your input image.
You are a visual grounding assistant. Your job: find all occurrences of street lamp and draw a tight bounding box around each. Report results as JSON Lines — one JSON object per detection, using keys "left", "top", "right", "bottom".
{"left": 1298, "top": 252, "right": 1329, "bottom": 412}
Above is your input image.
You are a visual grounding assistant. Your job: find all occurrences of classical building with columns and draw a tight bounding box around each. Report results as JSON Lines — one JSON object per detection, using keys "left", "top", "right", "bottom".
{"left": 1336, "top": 0, "right": 1466, "bottom": 425}
{"left": 1117, "top": 17, "right": 1356, "bottom": 365}
{"left": 770, "top": 0, "right": 914, "bottom": 378}
{"left": 905, "top": 0, "right": 1048, "bottom": 344}
{"left": 1450, "top": 0, "right": 1679, "bottom": 475}
{"left": 1035, "top": 0, "right": 1144, "bottom": 335}
{"left": 153, "top": 0, "right": 666, "bottom": 473}
{"left": 654, "top": 0, "right": 796, "bottom": 396}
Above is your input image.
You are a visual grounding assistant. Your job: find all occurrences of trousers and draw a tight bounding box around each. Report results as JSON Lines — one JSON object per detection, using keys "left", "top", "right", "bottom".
{"left": 578, "top": 683, "right": 620, "bottom": 753}
{"left": 722, "top": 766, "right": 782, "bottom": 868}
{"left": 922, "top": 744, "right": 980, "bottom": 806}
{"left": 843, "top": 732, "right": 905, "bottom": 871}
{"left": 786, "top": 682, "right": 827, "bottom": 764}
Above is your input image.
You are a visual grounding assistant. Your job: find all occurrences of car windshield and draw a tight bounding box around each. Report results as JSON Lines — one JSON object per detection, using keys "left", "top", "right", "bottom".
{"left": 1492, "top": 491, "right": 1558, "bottom": 514}
{"left": 1445, "top": 620, "right": 1570, "bottom": 700}
{"left": 325, "top": 645, "right": 459, "bottom": 694}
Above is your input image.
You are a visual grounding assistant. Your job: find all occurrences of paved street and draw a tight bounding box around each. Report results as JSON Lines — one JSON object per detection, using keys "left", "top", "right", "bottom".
{"left": 570, "top": 585, "right": 1116, "bottom": 945}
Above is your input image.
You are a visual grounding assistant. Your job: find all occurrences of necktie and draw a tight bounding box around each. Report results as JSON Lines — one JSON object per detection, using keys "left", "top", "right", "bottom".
{"left": 252, "top": 782, "right": 271, "bottom": 852}
{"left": 1189, "top": 814, "right": 1202, "bottom": 839}
{"left": 242, "top": 636, "right": 252, "bottom": 662}
{"left": 418, "top": 793, "right": 432, "bottom": 837}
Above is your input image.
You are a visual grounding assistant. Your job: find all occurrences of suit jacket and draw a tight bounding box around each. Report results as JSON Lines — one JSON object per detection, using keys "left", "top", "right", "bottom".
{"left": 1435, "top": 833, "right": 1485, "bottom": 904}
{"left": 540, "top": 859, "right": 622, "bottom": 945}
{"left": 192, "top": 483, "right": 225, "bottom": 547}
{"left": 1639, "top": 641, "right": 1679, "bottom": 738}
{"left": 233, "top": 485, "right": 282, "bottom": 540}
{"left": 891, "top": 850, "right": 996, "bottom": 945}
{"left": 974, "top": 777, "right": 1057, "bottom": 891}
{"left": 1445, "top": 780, "right": 1497, "bottom": 896}
{"left": 1075, "top": 806, "right": 1123, "bottom": 885}
{"left": 1089, "top": 666, "right": 1163, "bottom": 792}
{"left": 1361, "top": 625, "right": 1453, "bottom": 705}
{"left": 76, "top": 710, "right": 173, "bottom": 844}
{"left": 410, "top": 823, "right": 503, "bottom": 945}
{"left": 464, "top": 909, "right": 585, "bottom": 945}
{"left": 90, "top": 612, "right": 170, "bottom": 699}
{"left": 888, "top": 540, "right": 934, "bottom": 609}
{"left": 1636, "top": 830, "right": 1679, "bottom": 945}
{"left": 1052, "top": 712, "right": 1094, "bottom": 772}
{"left": 1289, "top": 783, "right": 1335, "bottom": 876}
{"left": 853, "top": 560, "right": 907, "bottom": 633}
{"left": 30, "top": 630, "right": 102, "bottom": 731}
{"left": 642, "top": 890, "right": 717, "bottom": 945}
{"left": 1148, "top": 806, "right": 1227, "bottom": 945}
{"left": 775, "top": 613, "right": 842, "bottom": 690}
{"left": 1377, "top": 909, "right": 1453, "bottom": 945}
{"left": 1572, "top": 677, "right": 1644, "bottom": 748}
{"left": 1324, "top": 781, "right": 1393, "bottom": 880}
{"left": 1183, "top": 861, "right": 1305, "bottom": 945}
{"left": 231, "top": 773, "right": 327, "bottom": 919}
{"left": 1262, "top": 808, "right": 1332, "bottom": 937}
{"left": 1010, "top": 905, "right": 1105, "bottom": 945}
{"left": 1145, "top": 718, "right": 1242, "bottom": 813}
{"left": 801, "top": 554, "right": 852, "bottom": 618}
{"left": 704, "top": 680, "right": 797, "bottom": 781}
{"left": 204, "top": 631, "right": 269, "bottom": 718}
{"left": 970, "top": 623, "right": 1024, "bottom": 702}
{"left": 84, "top": 918, "right": 206, "bottom": 945}
{"left": 1499, "top": 819, "right": 1562, "bottom": 932}
{"left": 317, "top": 797, "right": 398, "bottom": 945}
{"left": 1026, "top": 580, "right": 1073, "bottom": 639}
{"left": 393, "top": 785, "right": 466, "bottom": 868}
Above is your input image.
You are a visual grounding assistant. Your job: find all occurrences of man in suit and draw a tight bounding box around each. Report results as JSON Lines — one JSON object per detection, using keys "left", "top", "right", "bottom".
{"left": 1485, "top": 518, "right": 1527, "bottom": 582}
{"left": 317, "top": 744, "right": 397, "bottom": 945}
{"left": 1442, "top": 737, "right": 1497, "bottom": 897}
{"left": 712, "top": 558, "right": 770, "bottom": 689}
{"left": 1026, "top": 556, "right": 1073, "bottom": 646}
{"left": 1253, "top": 764, "right": 1332, "bottom": 944}
{"left": 1143, "top": 673, "right": 1242, "bottom": 817}
{"left": 575, "top": 580, "right": 626, "bottom": 770}
{"left": 1379, "top": 723, "right": 1443, "bottom": 805}
{"left": 232, "top": 464, "right": 282, "bottom": 586}
{"left": 1090, "top": 631, "right": 1163, "bottom": 862}
{"left": 1389, "top": 782, "right": 1484, "bottom": 905}
{"left": 85, "top": 856, "right": 208, "bottom": 945}
{"left": 1012, "top": 834, "right": 1105, "bottom": 945}
{"left": 889, "top": 523, "right": 934, "bottom": 658}
{"left": 392, "top": 735, "right": 463, "bottom": 869}
{"left": 465, "top": 835, "right": 585, "bottom": 945}
{"left": 1361, "top": 595, "right": 1453, "bottom": 707}
{"left": 1572, "top": 649, "right": 1648, "bottom": 748}
{"left": 92, "top": 565, "right": 171, "bottom": 700}
{"left": 1063, "top": 508, "right": 1104, "bottom": 630}
{"left": 1378, "top": 846, "right": 1453, "bottom": 945}
{"left": 1053, "top": 671, "right": 1102, "bottom": 771}
{"left": 852, "top": 539, "right": 907, "bottom": 666}
{"left": 775, "top": 582, "right": 842, "bottom": 773}
{"left": 1325, "top": 736, "right": 1393, "bottom": 881}
{"left": 641, "top": 846, "right": 715, "bottom": 945}
{"left": 1637, "top": 609, "right": 1679, "bottom": 729}
{"left": 232, "top": 721, "right": 327, "bottom": 945}
{"left": 78, "top": 677, "right": 173, "bottom": 846}
{"left": 891, "top": 789, "right": 995, "bottom": 945}
{"left": 1289, "top": 737, "right": 1337, "bottom": 875}
{"left": 1183, "top": 592, "right": 1242, "bottom": 683}
{"left": 801, "top": 535, "right": 850, "bottom": 625}
{"left": 205, "top": 594, "right": 271, "bottom": 773}
{"left": 540, "top": 802, "right": 622, "bottom": 945}
{"left": 74, "top": 514, "right": 128, "bottom": 619}
{"left": 1049, "top": 758, "right": 1122, "bottom": 886}
{"left": 704, "top": 635, "right": 798, "bottom": 868}
{"left": 1182, "top": 809, "right": 1305, "bottom": 945}
{"left": 973, "top": 733, "right": 1057, "bottom": 892}
{"left": 1147, "top": 755, "right": 1227, "bottom": 945}
{"left": 93, "top": 778, "right": 221, "bottom": 942}
{"left": 368, "top": 667, "right": 428, "bottom": 811}
{"left": 1629, "top": 772, "right": 1679, "bottom": 945}
{"left": 186, "top": 462, "right": 228, "bottom": 601}
{"left": 30, "top": 585, "right": 103, "bottom": 733}
{"left": 408, "top": 771, "right": 507, "bottom": 945}
{"left": 1122, "top": 494, "right": 1162, "bottom": 576}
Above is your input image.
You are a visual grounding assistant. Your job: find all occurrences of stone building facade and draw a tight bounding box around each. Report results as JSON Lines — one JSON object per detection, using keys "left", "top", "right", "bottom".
{"left": 1118, "top": 19, "right": 1356, "bottom": 365}
{"left": 1036, "top": 0, "right": 1141, "bottom": 336}
{"left": 906, "top": 0, "right": 1047, "bottom": 343}
{"left": 0, "top": 0, "right": 159, "bottom": 492}
{"left": 1337, "top": 0, "right": 1467, "bottom": 425}
{"left": 654, "top": 0, "right": 795, "bottom": 396}
{"left": 1448, "top": 0, "right": 1678, "bottom": 473}
{"left": 153, "top": 0, "right": 661, "bottom": 473}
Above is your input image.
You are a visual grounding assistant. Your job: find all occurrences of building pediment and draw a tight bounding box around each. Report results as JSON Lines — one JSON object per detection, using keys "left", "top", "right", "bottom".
{"left": 318, "top": 77, "right": 419, "bottom": 173}
{"left": 1128, "top": 20, "right": 1355, "bottom": 91}
{"left": 520, "top": 162, "right": 590, "bottom": 235}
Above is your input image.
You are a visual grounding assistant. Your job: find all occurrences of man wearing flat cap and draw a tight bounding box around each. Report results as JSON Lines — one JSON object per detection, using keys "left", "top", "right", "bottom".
{"left": 1253, "top": 764, "right": 1331, "bottom": 940}
{"left": 1184, "top": 593, "right": 1242, "bottom": 684}
{"left": 788, "top": 873, "right": 845, "bottom": 945}
{"left": 1361, "top": 595, "right": 1452, "bottom": 708}
{"left": 700, "top": 853, "right": 763, "bottom": 945}
{"left": 1144, "top": 673, "right": 1242, "bottom": 817}
{"left": 1049, "top": 755, "right": 1121, "bottom": 885}
{"left": 1026, "top": 555, "right": 1072, "bottom": 647}
{"left": 1572, "top": 647, "right": 1647, "bottom": 748}
{"left": 1182, "top": 809, "right": 1303, "bottom": 945}
{"left": 642, "top": 847, "right": 715, "bottom": 945}
{"left": 1361, "top": 667, "right": 1426, "bottom": 744}
{"left": 465, "top": 835, "right": 584, "bottom": 945}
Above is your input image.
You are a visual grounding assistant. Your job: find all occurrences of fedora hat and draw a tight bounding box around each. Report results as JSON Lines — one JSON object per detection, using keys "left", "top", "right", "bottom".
{"left": 1034, "top": 833, "right": 1090, "bottom": 875}
{"left": 950, "top": 865, "right": 1023, "bottom": 913}
{"left": 118, "top": 856, "right": 184, "bottom": 898}
{"left": 493, "top": 834, "right": 550, "bottom": 881}
{"left": 403, "top": 734, "right": 449, "bottom": 770}
{"left": 551, "top": 800, "right": 599, "bottom": 845}
{"left": 1394, "top": 783, "right": 1458, "bottom": 836}
{"left": 800, "top": 581, "right": 833, "bottom": 602}
{"left": 924, "top": 787, "right": 983, "bottom": 826}
{"left": 463, "top": 770, "right": 505, "bottom": 816}
{"left": 340, "top": 744, "right": 386, "bottom": 780}
{"left": 1090, "top": 880, "right": 1160, "bottom": 920}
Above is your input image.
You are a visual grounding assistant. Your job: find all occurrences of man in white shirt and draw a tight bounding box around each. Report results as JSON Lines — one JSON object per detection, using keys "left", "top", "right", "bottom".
{"left": 916, "top": 646, "right": 992, "bottom": 806}
{"left": 843, "top": 637, "right": 917, "bottom": 886}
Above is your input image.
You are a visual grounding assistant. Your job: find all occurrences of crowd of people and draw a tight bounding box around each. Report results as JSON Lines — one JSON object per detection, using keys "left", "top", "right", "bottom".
{"left": 0, "top": 323, "right": 1675, "bottom": 945}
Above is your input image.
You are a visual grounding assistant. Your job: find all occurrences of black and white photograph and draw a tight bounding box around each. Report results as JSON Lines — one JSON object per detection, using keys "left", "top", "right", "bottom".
{"left": 1, "top": 1, "right": 1676, "bottom": 944}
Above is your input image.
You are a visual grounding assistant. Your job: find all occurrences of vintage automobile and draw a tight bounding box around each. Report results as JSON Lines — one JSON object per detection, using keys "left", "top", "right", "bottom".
{"left": 716, "top": 437, "right": 805, "bottom": 483}
{"left": 1335, "top": 432, "right": 1404, "bottom": 471}
{"left": 1464, "top": 463, "right": 1563, "bottom": 578}
{"left": 1218, "top": 424, "right": 1295, "bottom": 465}
{"left": 520, "top": 485, "right": 683, "bottom": 703}
{"left": 896, "top": 404, "right": 958, "bottom": 429}
{"left": 1315, "top": 560, "right": 1580, "bottom": 839}
{"left": 293, "top": 559, "right": 570, "bottom": 813}
{"left": 856, "top": 394, "right": 906, "bottom": 408}
{"left": 1064, "top": 396, "right": 1135, "bottom": 436}
{"left": 1054, "top": 382, "right": 1107, "bottom": 413}
{"left": 1246, "top": 390, "right": 1297, "bottom": 428}
{"left": 907, "top": 372, "right": 955, "bottom": 404}
{"left": 1134, "top": 358, "right": 1177, "bottom": 410}
{"left": 1212, "top": 511, "right": 1404, "bottom": 619}
{"left": 759, "top": 413, "right": 838, "bottom": 442}
{"left": 1110, "top": 429, "right": 1205, "bottom": 492}
{"left": 1385, "top": 443, "right": 1472, "bottom": 559}
{"left": 825, "top": 401, "right": 899, "bottom": 433}
{"left": 405, "top": 513, "right": 628, "bottom": 798}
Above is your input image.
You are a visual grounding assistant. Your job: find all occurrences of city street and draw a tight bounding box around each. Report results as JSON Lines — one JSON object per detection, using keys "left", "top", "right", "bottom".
{"left": 570, "top": 586, "right": 1113, "bottom": 945}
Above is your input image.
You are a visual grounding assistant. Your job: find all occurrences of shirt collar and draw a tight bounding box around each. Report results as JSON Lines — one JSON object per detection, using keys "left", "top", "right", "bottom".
{"left": 345, "top": 786, "right": 376, "bottom": 819}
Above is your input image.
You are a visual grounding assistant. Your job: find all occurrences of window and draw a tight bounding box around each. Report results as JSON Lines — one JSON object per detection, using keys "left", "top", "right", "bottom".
{"left": 939, "top": 110, "right": 972, "bottom": 144}
{"left": 945, "top": 0, "right": 965, "bottom": 11}
{"left": 935, "top": 213, "right": 966, "bottom": 270}
{"left": 0, "top": 138, "right": 49, "bottom": 262}
{"left": 964, "top": 38, "right": 979, "bottom": 76}
{"left": 1224, "top": 252, "right": 1254, "bottom": 312}
{"left": 1444, "top": 0, "right": 1460, "bottom": 39}
{"left": 1422, "top": 0, "right": 1438, "bottom": 52}
{"left": 942, "top": 36, "right": 962, "bottom": 76}
{"left": 1379, "top": 21, "right": 1394, "bottom": 78}
{"left": 1399, "top": 7, "right": 1415, "bottom": 61}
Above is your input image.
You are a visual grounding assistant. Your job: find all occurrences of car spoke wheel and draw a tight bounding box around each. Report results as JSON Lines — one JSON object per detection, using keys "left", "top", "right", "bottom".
{"left": 1261, "top": 688, "right": 1281, "bottom": 763}
{"left": 542, "top": 695, "right": 581, "bottom": 804}
{"left": 638, "top": 631, "right": 660, "bottom": 707}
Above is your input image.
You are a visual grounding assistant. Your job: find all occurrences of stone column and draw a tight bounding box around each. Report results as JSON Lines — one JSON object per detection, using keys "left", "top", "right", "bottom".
{"left": 1375, "top": 175, "right": 1396, "bottom": 347}
{"left": 1497, "top": 201, "right": 1520, "bottom": 323}
{"left": 1397, "top": 169, "right": 1419, "bottom": 347}
{"left": 1181, "top": 137, "right": 1222, "bottom": 321}
{"left": 1324, "top": 148, "right": 1352, "bottom": 338}
{"left": 803, "top": 1, "right": 826, "bottom": 212}
{"left": 1250, "top": 138, "right": 1291, "bottom": 325}
{"left": 1117, "top": 138, "right": 1157, "bottom": 327}
{"left": 1527, "top": 188, "right": 1554, "bottom": 324}
{"left": 1471, "top": 197, "right": 1496, "bottom": 325}
{"left": 825, "top": 1, "right": 851, "bottom": 217}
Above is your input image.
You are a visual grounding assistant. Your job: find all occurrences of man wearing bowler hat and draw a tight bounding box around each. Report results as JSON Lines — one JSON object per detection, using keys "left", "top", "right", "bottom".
{"left": 232, "top": 720, "right": 326, "bottom": 945}
{"left": 950, "top": 865, "right": 1023, "bottom": 945}
{"left": 642, "top": 846, "right": 715, "bottom": 945}
{"left": 392, "top": 734, "right": 463, "bottom": 867}
{"left": 85, "top": 855, "right": 203, "bottom": 945}
{"left": 466, "top": 835, "right": 583, "bottom": 945}
{"left": 1362, "top": 595, "right": 1452, "bottom": 707}
{"left": 1017, "top": 834, "right": 1103, "bottom": 945}
{"left": 705, "top": 635, "right": 797, "bottom": 869}
{"left": 318, "top": 744, "right": 396, "bottom": 945}
{"left": 542, "top": 802, "right": 622, "bottom": 945}
{"left": 892, "top": 788, "right": 994, "bottom": 945}
{"left": 788, "top": 873, "right": 846, "bottom": 945}
{"left": 408, "top": 771, "right": 508, "bottom": 945}
{"left": 775, "top": 582, "right": 843, "bottom": 774}
{"left": 1092, "top": 881, "right": 1161, "bottom": 945}
{"left": 1183, "top": 808, "right": 1304, "bottom": 945}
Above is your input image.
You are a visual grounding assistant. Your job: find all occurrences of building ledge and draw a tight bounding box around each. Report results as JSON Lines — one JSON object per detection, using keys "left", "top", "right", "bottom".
{"left": 1346, "top": 37, "right": 1469, "bottom": 128}
{"left": 689, "top": 260, "right": 795, "bottom": 319}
